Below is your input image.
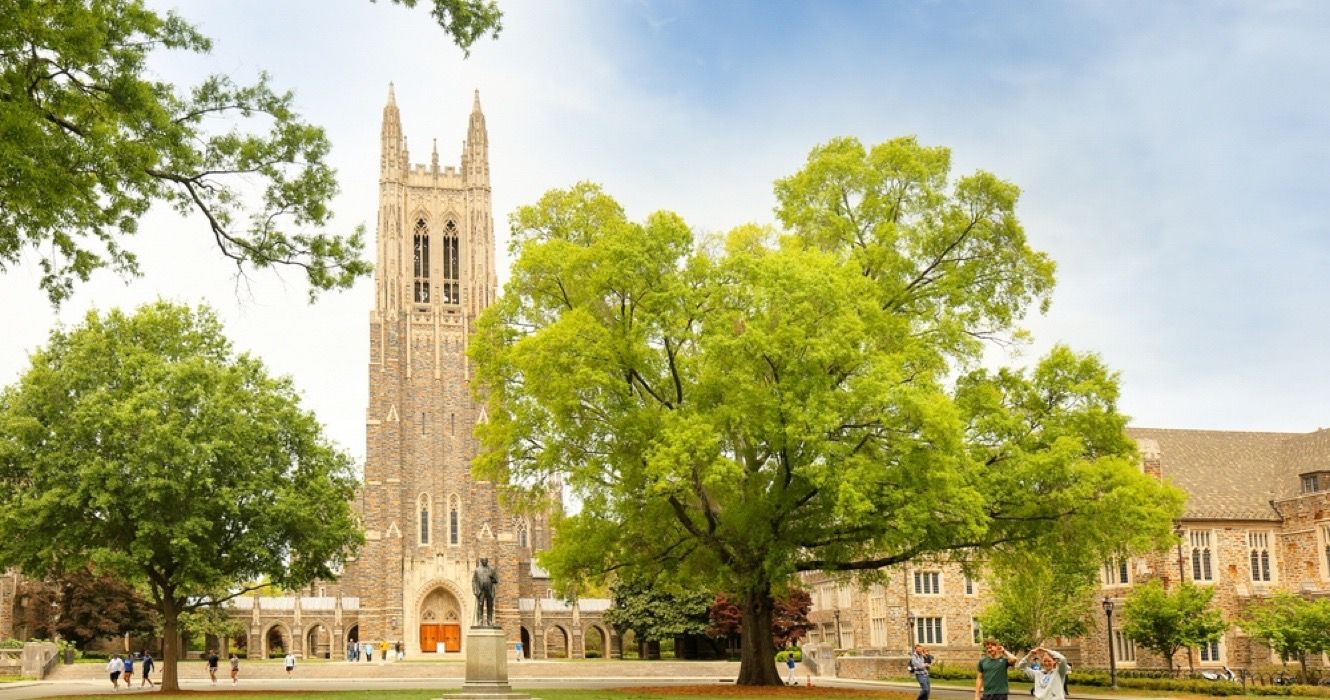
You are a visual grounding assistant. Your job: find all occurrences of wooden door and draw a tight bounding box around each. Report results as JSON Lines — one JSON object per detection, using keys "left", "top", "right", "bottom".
{"left": 420, "top": 624, "right": 441, "bottom": 653}
{"left": 442, "top": 624, "right": 461, "bottom": 653}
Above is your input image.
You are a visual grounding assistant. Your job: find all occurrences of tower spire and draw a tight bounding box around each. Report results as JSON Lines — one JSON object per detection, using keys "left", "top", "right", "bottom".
{"left": 380, "top": 82, "right": 403, "bottom": 177}
{"left": 464, "top": 89, "right": 488, "bottom": 185}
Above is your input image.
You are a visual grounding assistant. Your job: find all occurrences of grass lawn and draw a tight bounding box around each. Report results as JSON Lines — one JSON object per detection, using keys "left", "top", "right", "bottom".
{"left": 42, "top": 686, "right": 915, "bottom": 699}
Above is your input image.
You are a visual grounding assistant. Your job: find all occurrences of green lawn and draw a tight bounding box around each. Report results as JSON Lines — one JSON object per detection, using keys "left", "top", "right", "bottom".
{"left": 43, "top": 687, "right": 911, "bottom": 699}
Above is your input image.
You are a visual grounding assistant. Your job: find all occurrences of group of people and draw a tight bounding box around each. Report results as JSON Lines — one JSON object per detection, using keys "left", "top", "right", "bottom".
{"left": 204, "top": 650, "right": 243, "bottom": 685}
{"left": 907, "top": 640, "right": 1070, "bottom": 700}
{"left": 346, "top": 639, "right": 404, "bottom": 662}
{"left": 104, "top": 652, "right": 155, "bottom": 691}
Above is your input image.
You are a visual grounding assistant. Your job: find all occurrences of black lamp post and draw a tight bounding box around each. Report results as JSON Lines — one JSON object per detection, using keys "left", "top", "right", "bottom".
{"left": 1173, "top": 522, "right": 1186, "bottom": 585}
{"left": 907, "top": 611, "right": 917, "bottom": 648}
{"left": 833, "top": 609, "right": 842, "bottom": 650}
{"left": 1102, "top": 597, "right": 1117, "bottom": 689}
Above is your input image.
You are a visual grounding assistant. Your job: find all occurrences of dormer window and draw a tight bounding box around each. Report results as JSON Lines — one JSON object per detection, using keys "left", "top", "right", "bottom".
{"left": 1301, "top": 471, "right": 1330, "bottom": 493}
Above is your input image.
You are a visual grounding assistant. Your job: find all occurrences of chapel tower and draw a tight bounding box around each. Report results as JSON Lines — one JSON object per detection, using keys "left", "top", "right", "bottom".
{"left": 343, "top": 86, "right": 542, "bottom": 655}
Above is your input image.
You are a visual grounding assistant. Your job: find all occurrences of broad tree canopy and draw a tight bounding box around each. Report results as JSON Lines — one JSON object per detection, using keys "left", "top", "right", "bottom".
{"left": 1, "top": 0, "right": 501, "bottom": 304}
{"left": 0, "top": 302, "right": 361, "bottom": 689}
{"left": 471, "top": 136, "right": 1185, "bottom": 684}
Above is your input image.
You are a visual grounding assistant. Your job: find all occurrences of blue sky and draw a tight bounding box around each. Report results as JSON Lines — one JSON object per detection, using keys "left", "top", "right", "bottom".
{"left": 4, "top": 0, "right": 1330, "bottom": 465}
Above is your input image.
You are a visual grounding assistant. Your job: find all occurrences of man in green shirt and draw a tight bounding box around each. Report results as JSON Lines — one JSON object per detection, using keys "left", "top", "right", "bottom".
{"left": 975, "top": 639, "right": 1018, "bottom": 700}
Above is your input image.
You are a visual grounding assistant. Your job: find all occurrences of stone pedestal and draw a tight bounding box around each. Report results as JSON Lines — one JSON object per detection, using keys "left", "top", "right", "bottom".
{"left": 445, "top": 628, "right": 534, "bottom": 700}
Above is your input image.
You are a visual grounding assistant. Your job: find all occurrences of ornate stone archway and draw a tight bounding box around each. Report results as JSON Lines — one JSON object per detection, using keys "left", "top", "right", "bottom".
{"left": 412, "top": 579, "right": 465, "bottom": 654}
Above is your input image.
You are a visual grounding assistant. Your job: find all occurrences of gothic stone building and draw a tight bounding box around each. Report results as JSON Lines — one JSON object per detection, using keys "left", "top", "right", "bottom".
{"left": 805, "top": 427, "right": 1330, "bottom": 674}
{"left": 215, "top": 88, "right": 613, "bottom": 661}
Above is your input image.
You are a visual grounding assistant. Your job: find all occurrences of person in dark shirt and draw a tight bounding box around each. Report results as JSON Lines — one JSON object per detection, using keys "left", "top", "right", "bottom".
{"left": 975, "top": 640, "right": 1018, "bottom": 700}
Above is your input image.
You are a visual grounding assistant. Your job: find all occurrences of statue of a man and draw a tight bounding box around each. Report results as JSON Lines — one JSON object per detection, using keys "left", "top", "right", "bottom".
{"left": 472, "top": 558, "right": 498, "bottom": 627}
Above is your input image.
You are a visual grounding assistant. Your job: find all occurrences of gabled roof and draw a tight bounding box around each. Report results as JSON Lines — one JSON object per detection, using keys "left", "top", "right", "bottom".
{"left": 1126, "top": 427, "right": 1314, "bottom": 522}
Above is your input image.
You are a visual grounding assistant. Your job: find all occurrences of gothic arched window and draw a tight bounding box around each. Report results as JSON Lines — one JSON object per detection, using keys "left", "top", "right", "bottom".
{"left": 413, "top": 218, "right": 431, "bottom": 303}
{"left": 442, "top": 220, "right": 460, "bottom": 304}
{"left": 517, "top": 520, "right": 529, "bottom": 548}
{"left": 449, "top": 494, "right": 461, "bottom": 545}
{"left": 419, "top": 493, "right": 431, "bottom": 545}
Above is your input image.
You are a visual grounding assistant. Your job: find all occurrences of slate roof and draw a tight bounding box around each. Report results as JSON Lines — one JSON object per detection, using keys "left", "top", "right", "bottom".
{"left": 1124, "top": 427, "right": 1330, "bottom": 522}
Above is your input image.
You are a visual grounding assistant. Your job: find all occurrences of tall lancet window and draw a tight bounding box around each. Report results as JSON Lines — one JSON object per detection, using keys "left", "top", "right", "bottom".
{"left": 442, "top": 220, "right": 460, "bottom": 303}
{"left": 449, "top": 494, "right": 461, "bottom": 545}
{"left": 413, "top": 218, "right": 431, "bottom": 303}
{"left": 419, "top": 494, "right": 431, "bottom": 545}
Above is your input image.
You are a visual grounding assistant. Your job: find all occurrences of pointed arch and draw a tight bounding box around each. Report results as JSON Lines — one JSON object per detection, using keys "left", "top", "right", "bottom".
{"left": 442, "top": 219, "right": 460, "bottom": 304}
{"left": 413, "top": 216, "right": 431, "bottom": 303}
{"left": 418, "top": 493, "right": 432, "bottom": 545}
{"left": 514, "top": 516, "right": 530, "bottom": 549}
{"left": 448, "top": 493, "right": 461, "bottom": 546}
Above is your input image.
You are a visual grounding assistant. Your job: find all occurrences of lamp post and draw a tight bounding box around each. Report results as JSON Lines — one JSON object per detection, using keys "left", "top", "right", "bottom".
{"left": 907, "top": 611, "right": 917, "bottom": 648}
{"left": 833, "top": 609, "right": 842, "bottom": 650}
{"left": 1102, "top": 597, "right": 1117, "bottom": 690}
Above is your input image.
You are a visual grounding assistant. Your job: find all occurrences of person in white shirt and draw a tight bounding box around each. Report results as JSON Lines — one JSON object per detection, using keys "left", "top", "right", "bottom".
{"left": 284, "top": 652, "right": 296, "bottom": 677}
{"left": 106, "top": 654, "right": 124, "bottom": 690}
{"left": 1017, "top": 647, "right": 1069, "bottom": 700}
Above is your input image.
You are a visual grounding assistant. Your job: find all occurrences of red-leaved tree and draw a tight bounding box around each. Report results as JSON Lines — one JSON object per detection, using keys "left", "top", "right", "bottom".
{"left": 709, "top": 588, "right": 812, "bottom": 649}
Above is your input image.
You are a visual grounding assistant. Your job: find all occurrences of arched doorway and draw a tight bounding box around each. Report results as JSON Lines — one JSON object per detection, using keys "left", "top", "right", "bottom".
{"left": 546, "top": 625, "right": 569, "bottom": 658}
{"left": 520, "top": 627, "right": 531, "bottom": 659}
{"left": 418, "top": 586, "right": 462, "bottom": 654}
{"left": 584, "top": 625, "right": 607, "bottom": 658}
{"left": 264, "top": 624, "right": 290, "bottom": 659}
{"left": 306, "top": 623, "right": 330, "bottom": 659}
{"left": 345, "top": 625, "right": 359, "bottom": 660}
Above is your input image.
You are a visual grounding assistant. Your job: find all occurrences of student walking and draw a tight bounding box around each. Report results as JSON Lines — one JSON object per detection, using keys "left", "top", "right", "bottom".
{"left": 975, "top": 640, "right": 1018, "bottom": 700}
{"left": 207, "top": 650, "right": 219, "bottom": 684}
{"left": 1018, "top": 647, "right": 1070, "bottom": 700}
{"left": 122, "top": 653, "right": 134, "bottom": 687}
{"left": 140, "top": 651, "right": 155, "bottom": 687}
{"left": 284, "top": 651, "right": 296, "bottom": 677}
{"left": 909, "top": 644, "right": 935, "bottom": 700}
{"left": 106, "top": 655, "right": 124, "bottom": 690}
{"left": 229, "top": 653, "right": 240, "bottom": 686}
{"left": 785, "top": 653, "right": 798, "bottom": 686}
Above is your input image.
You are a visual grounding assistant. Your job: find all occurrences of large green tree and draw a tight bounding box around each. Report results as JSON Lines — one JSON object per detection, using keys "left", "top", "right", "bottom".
{"left": 471, "top": 137, "right": 1185, "bottom": 685}
{"left": 602, "top": 578, "right": 712, "bottom": 658}
{"left": 1121, "top": 580, "right": 1228, "bottom": 672}
{"left": 977, "top": 554, "right": 1098, "bottom": 651}
{"left": 0, "top": 0, "right": 500, "bottom": 304}
{"left": 1241, "top": 592, "right": 1330, "bottom": 676}
{"left": 0, "top": 302, "right": 362, "bottom": 690}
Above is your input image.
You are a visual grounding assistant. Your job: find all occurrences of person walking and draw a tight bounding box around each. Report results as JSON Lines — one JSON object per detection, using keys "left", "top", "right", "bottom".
{"left": 121, "top": 652, "right": 134, "bottom": 687}
{"left": 140, "top": 651, "right": 155, "bottom": 687}
{"left": 395, "top": 640, "right": 404, "bottom": 661}
{"left": 106, "top": 654, "right": 123, "bottom": 691}
{"left": 1018, "top": 647, "right": 1070, "bottom": 700}
{"left": 975, "top": 640, "right": 1018, "bottom": 700}
{"left": 380, "top": 639, "right": 389, "bottom": 662}
{"left": 909, "top": 644, "right": 935, "bottom": 700}
{"left": 515, "top": 640, "right": 522, "bottom": 662}
{"left": 207, "top": 649, "right": 219, "bottom": 684}
{"left": 229, "top": 652, "right": 240, "bottom": 686}
{"left": 785, "top": 651, "right": 799, "bottom": 686}
{"left": 284, "top": 651, "right": 296, "bottom": 677}
{"left": 364, "top": 640, "right": 373, "bottom": 662}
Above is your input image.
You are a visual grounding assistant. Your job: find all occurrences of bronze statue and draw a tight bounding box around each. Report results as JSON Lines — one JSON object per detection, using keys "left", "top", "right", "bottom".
{"left": 472, "top": 558, "right": 498, "bottom": 627}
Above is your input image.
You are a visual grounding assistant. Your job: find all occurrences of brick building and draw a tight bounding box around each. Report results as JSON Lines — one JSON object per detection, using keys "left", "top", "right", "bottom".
{"left": 805, "top": 427, "right": 1330, "bottom": 672}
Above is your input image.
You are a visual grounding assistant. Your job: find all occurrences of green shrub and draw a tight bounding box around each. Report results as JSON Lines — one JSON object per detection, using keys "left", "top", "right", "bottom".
{"left": 775, "top": 649, "right": 803, "bottom": 663}
{"left": 586, "top": 650, "right": 601, "bottom": 658}
{"left": 0, "top": 639, "right": 23, "bottom": 649}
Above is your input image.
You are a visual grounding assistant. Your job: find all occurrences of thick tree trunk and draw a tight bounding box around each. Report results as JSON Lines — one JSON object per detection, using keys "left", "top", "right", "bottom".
{"left": 736, "top": 579, "right": 782, "bottom": 686}
{"left": 160, "top": 598, "right": 180, "bottom": 691}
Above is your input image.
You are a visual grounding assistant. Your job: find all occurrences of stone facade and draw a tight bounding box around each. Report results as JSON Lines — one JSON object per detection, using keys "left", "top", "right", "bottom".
{"left": 806, "top": 427, "right": 1330, "bottom": 672}
{"left": 0, "top": 570, "right": 17, "bottom": 640}
{"left": 222, "top": 88, "right": 611, "bottom": 660}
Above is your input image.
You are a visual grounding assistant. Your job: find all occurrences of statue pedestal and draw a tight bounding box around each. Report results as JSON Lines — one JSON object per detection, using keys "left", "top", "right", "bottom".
{"left": 445, "top": 627, "right": 534, "bottom": 699}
